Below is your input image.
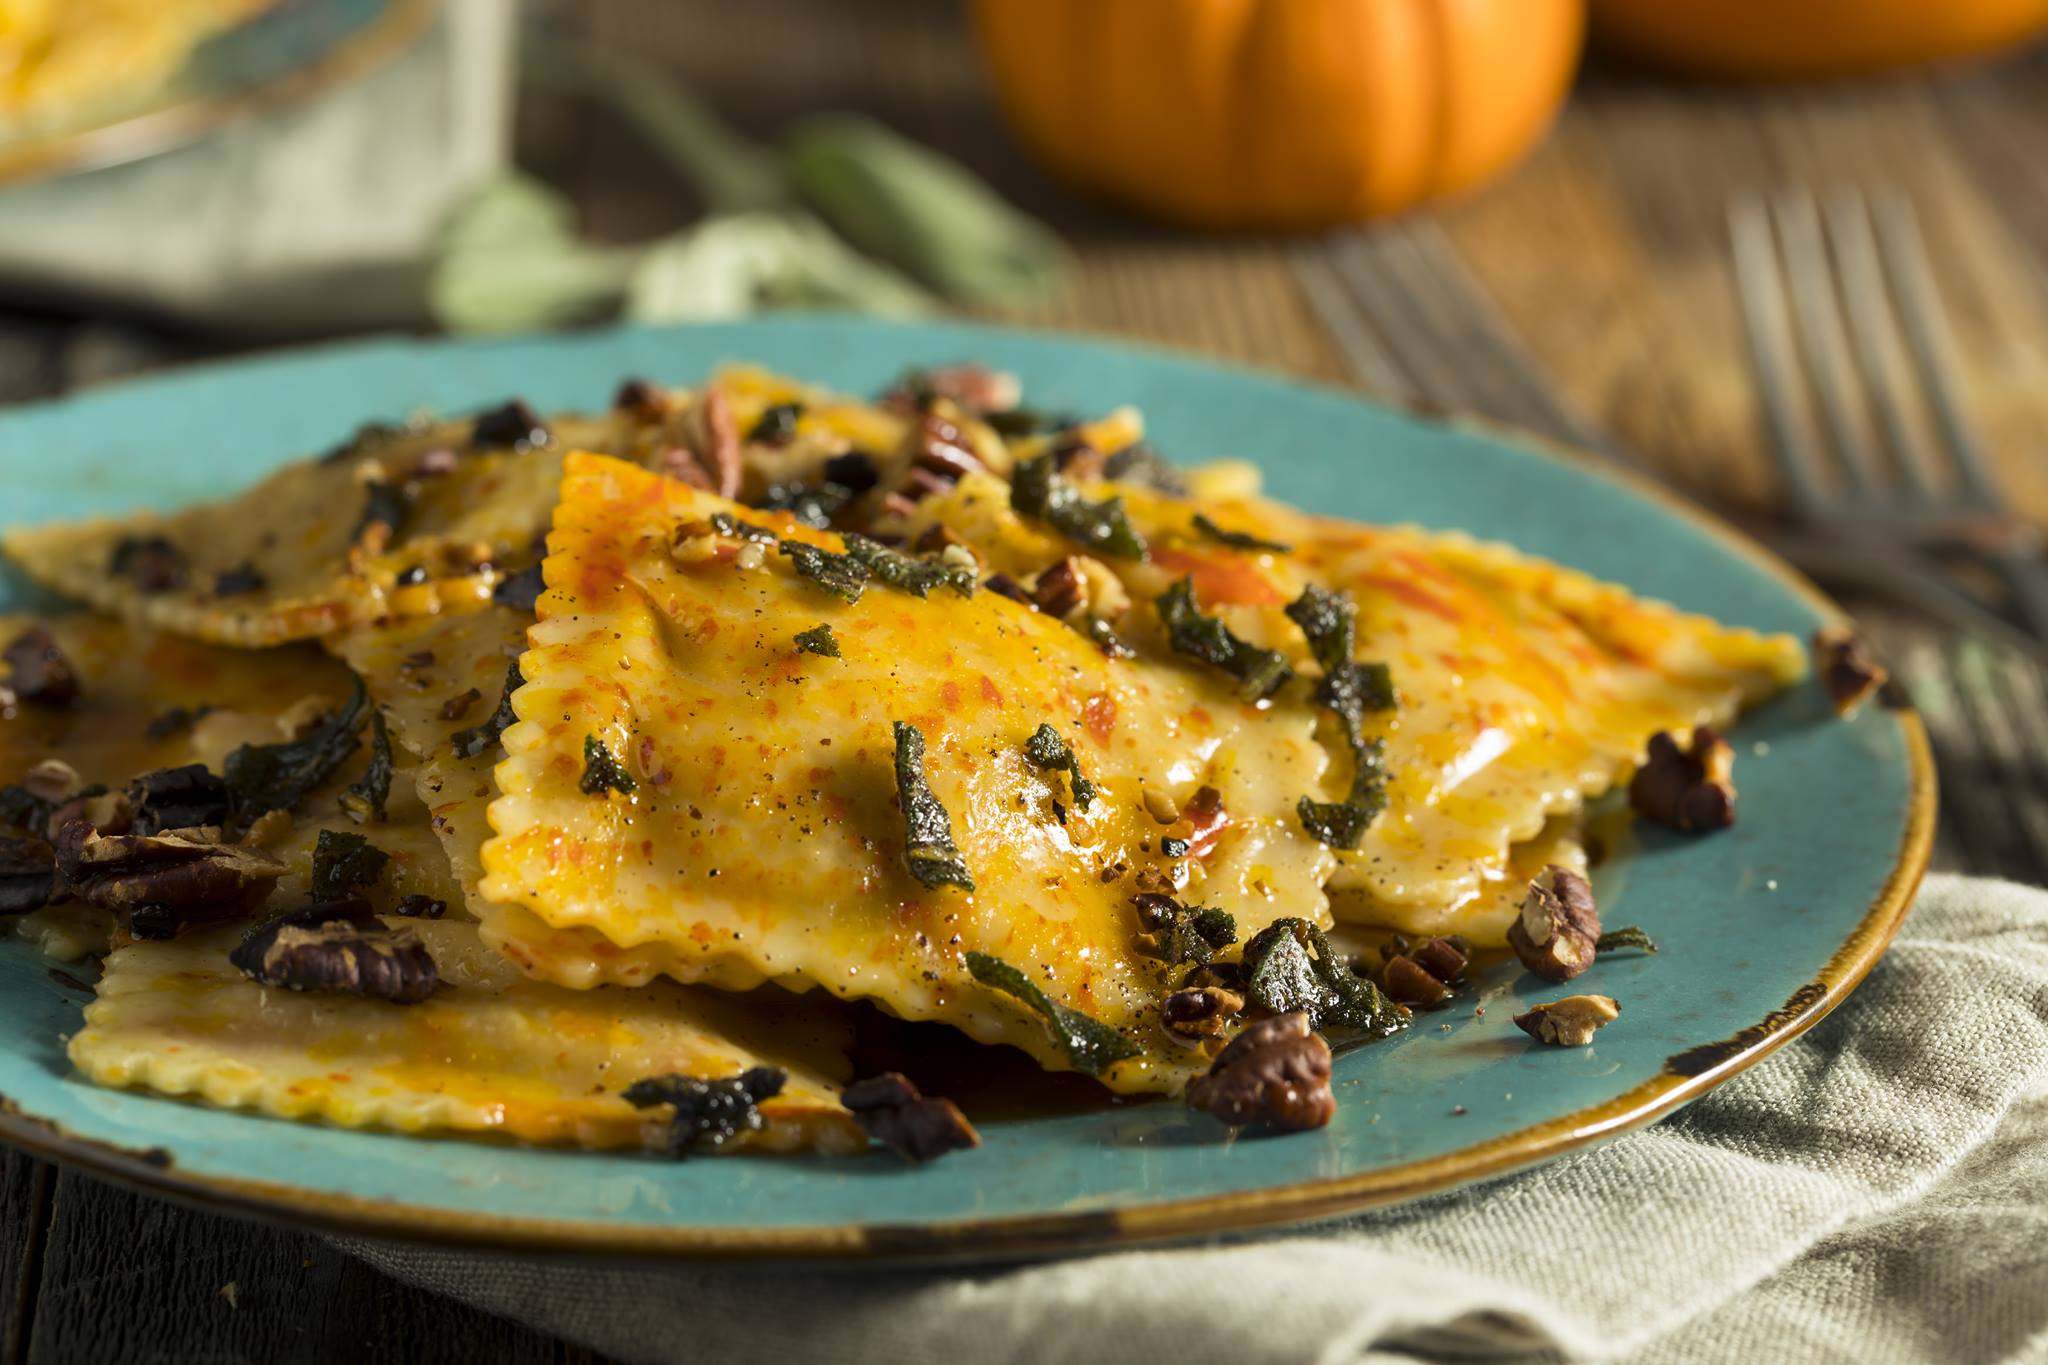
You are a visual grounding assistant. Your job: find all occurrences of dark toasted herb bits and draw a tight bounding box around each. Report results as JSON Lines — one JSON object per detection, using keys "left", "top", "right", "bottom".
{"left": 892, "top": 722, "right": 973, "bottom": 892}
{"left": 1155, "top": 577, "right": 1291, "bottom": 700}
{"left": 311, "top": 829, "right": 389, "bottom": 901}
{"left": 613, "top": 377, "right": 666, "bottom": 417}
{"left": 3, "top": 627, "right": 79, "bottom": 706}
{"left": 1509, "top": 866, "right": 1600, "bottom": 982}
{"left": 1102, "top": 442, "right": 1190, "bottom": 496}
{"left": 320, "top": 419, "right": 407, "bottom": 466}
{"left": 144, "top": 703, "right": 213, "bottom": 741}
{"left": 1132, "top": 893, "right": 1236, "bottom": 966}
{"left": 1010, "top": 452, "right": 1148, "bottom": 559}
{"left": 212, "top": 562, "right": 268, "bottom": 597}
{"left": 339, "top": 711, "right": 394, "bottom": 824}
{"left": 965, "top": 951, "right": 1139, "bottom": 1073}
{"left": 754, "top": 481, "right": 855, "bottom": 530}
{"left": 471, "top": 399, "right": 548, "bottom": 449}
{"left": 823, "top": 451, "right": 882, "bottom": 494}
{"left": 392, "top": 894, "right": 448, "bottom": 919}
{"left": 395, "top": 566, "right": 428, "bottom": 588}
{"left": 1597, "top": 926, "right": 1658, "bottom": 955}
{"left": 1086, "top": 617, "right": 1136, "bottom": 660}
{"left": 624, "top": 1067, "right": 786, "bottom": 1158}
{"left": 841, "top": 1073, "right": 981, "bottom": 1162}
{"left": 126, "top": 764, "right": 231, "bottom": 835}
{"left": 0, "top": 786, "right": 51, "bottom": 834}
{"left": 222, "top": 678, "right": 367, "bottom": 831}
{"left": 352, "top": 480, "right": 413, "bottom": 547}
{"left": 984, "top": 573, "right": 1032, "bottom": 605}
{"left": 1191, "top": 513, "right": 1290, "bottom": 553}
{"left": 1186, "top": 1012, "right": 1336, "bottom": 1132}
{"left": 491, "top": 562, "right": 545, "bottom": 612}
{"left": 452, "top": 660, "right": 522, "bottom": 759}
{"left": 747, "top": 402, "right": 804, "bottom": 445}
{"left": 1160, "top": 836, "right": 1191, "bottom": 859}
{"left": 109, "top": 535, "right": 189, "bottom": 592}
{"left": 580, "top": 735, "right": 638, "bottom": 797}
{"left": 1629, "top": 727, "right": 1737, "bottom": 832}
{"left": 0, "top": 836, "right": 56, "bottom": 915}
{"left": 1240, "top": 918, "right": 1406, "bottom": 1038}
{"left": 56, "top": 822, "right": 286, "bottom": 927}
{"left": 1022, "top": 724, "right": 1096, "bottom": 811}
{"left": 230, "top": 898, "right": 438, "bottom": 1004}
{"left": 794, "top": 624, "right": 841, "bottom": 657}
{"left": 843, "top": 534, "right": 975, "bottom": 599}
{"left": 1295, "top": 794, "right": 1381, "bottom": 851}
{"left": 708, "top": 511, "right": 778, "bottom": 543}
{"left": 780, "top": 540, "right": 869, "bottom": 603}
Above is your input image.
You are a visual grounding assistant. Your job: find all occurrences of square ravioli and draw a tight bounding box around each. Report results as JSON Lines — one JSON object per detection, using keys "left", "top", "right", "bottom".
{"left": 480, "top": 454, "right": 1335, "bottom": 1093}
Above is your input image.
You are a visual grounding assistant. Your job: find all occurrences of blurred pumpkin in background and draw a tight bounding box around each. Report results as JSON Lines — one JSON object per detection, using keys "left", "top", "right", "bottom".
{"left": 970, "top": 0, "right": 1585, "bottom": 231}
{"left": 1588, "top": 0, "right": 2048, "bottom": 80}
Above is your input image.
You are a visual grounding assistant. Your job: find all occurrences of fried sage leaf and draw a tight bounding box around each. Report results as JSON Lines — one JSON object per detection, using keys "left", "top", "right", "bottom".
{"left": 222, "top": 678, "right": 368, "bottom": 831}
{"left": 1010, "top": 452, "right": 1147, "bottom": 560}
{"left": 1022, "top": 723, "right": 1096, "bottom": 811}
{"left": 1131, "top": 893, "right": 1236, "bottom": 966}
{"left": 352, "top": 480, "right": 413, "bottom": 545}
{"left": 339, "top": 711, "right": 394, "bottom": 824}
{"left": 126, "top": 764, "right": 231, "bottom": 836}
{"left": 1597, "top": 926, "right": 1659, "bottom": 955}
{"left": 310, "top": 828, "right": 389, "bottom": 901}
{"left": 230, "top": 898, "right": 437, "bottom": 1004}
{"left": 1191, "top": 513, "right": 1290, "bottom": 554}
{"left": 780, "top": 540, "right": 869, "bottom": 603}
{"left": 843, "top": 534, "right": 975, "bottom": 598}
{"left": 580, "top": 735, "right": 638, "bottom": 796}
{"left": 1240, "top": 918, "right": 1406, "bottom": 1038}
{"left": 1155, "top": 577, "right": 1291, "bottom": 700}
{"left": 491, "top": 562, "right": 545, "bottom": 612}
{"left": 451, "top": 660, "right": 522, "bottom": 759}
{"left": 965, "top": 951, "right": 1140, "bottom": 1074}
{"left": 793, "top": 623, "right": 841, "bottom": 657}
{"left": 755, "top": 481, "right": 855, "bottom": 530}
{"left": 1285, "top": 585, "right": 1396, "bottom": 848}
{"left": 623, "top": 1066, "right": 787, "bottom": 1158}
{"left": 892, "top": 721, "right": 972, "bottom": 891}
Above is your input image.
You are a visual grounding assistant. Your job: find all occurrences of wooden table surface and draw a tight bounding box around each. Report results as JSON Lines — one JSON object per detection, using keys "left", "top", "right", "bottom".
{"left": 2, "top": 2, "right": 2046, "bottom": 1360}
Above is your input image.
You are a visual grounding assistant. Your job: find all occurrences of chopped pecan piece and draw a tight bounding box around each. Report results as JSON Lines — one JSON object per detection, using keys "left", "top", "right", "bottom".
{"left": 3, "top": 627, "right": 78, "bottom": 706}
{"left": 20, "top": 759, "right": 82, "bottom": 806}
{"left": 841, "top": 1072, "right": 981, "bottom": 1162}
{"left": 913, "top": 523, "right": 970, "bottom": 557}
{"left": 695, "top": 388, "right": 742, "bottom": 499}
{"left": 0, "top": 835, "right": 56, "bottom": 915}
{"left": 612, "top": 377, "right": 668, "bottom": 418}
{"left": 109, "top": 535, "right": 189, "bottom": 592}
{"left": 55, "top": 820, "right": 285, "bottom": 928}
{"left": 125, "top": 764, "right": 232, "bottom": 836}
{"left": 1161, "top": 985, "right": 1245, "bottom": 1042}
{"left": 910, "top": 413, "right": 983, "bottom": 483}
{"left": 212, "top": 562, "right": 267, "bottom": 597}
{"left": 1628, "top": 727, "right": 1737, "bottom": 832}
{"left": 1508, "top": 866, "right": 1601, "bottom": 983}
{"left": 886, "top": 363, "right": 1020, "bottom": 416}
{"left": 1382, "top": 935, "right": 1469, "bottom": 1007}
{"left": 1176, "top": 785, "right": 1230, "bottom": 860}
{"left": 1050, "top": 439, "right": 1106, "bottom": 481}
{"left": 438, "top": 688, "right": 483, "bottom": 722}
{"left": 230, "top": 898, "right": 438, "bottom": 1004}
{"left": 470, "top": 398, "right": 547, "bottom": 449}
{"left": 1514, "top": 994, "right": 1620, "bottom": 1047}
{"left": 391, "top": 894, "right": 447, "bottom": 919}
{"left": 1185, "top": 1011, "right": 1336, "bottom": 1132}
{"left": 1814, "top": 625, "right": 1887, "bottom": 717}
{"left": 1412, "top": 935, "right": 1470, "bottom": 983}
{"left": 1031, "top": 557, "right": 1086, "bottom": 619}
{"left": 983, "top": 572, "right": 1032, "bottom": 605}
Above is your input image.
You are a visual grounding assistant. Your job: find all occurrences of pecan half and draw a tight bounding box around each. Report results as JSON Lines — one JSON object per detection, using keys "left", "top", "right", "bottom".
{"left": 1383, "top": 935, "right": 1469, "bottom": 1006}
{"left": 125, "top": 765, "right": 232, "bottom": 836}
{"left": 0, "top": 835, "right": 56, "bottom": 915}
{"left": 1628, "top": 727, "right": 1737, "bottom": 832}
{"left": 1508, "top": 866, "right": 1601, "bottom": 983}
{"left": 1514, "top": 994, "right": 1620, "bottom": 1047}
{"left": 696, "top": 387, "right": 743, "bottom": 499}
{"left": 1185, "top": 1011, "right": 1336, "bottom": 1132}
{"left": 2, "top": 627, "right": 78, "bottom": 706}
{"left": 1814, "top": 625, "right": 1887, "bottom": 717}
{"left": 229, "top": 898, "right": 438, "bottom": 1004}
{"left": 1161, "top": 985, "right": 1245, "bottom": 1042}
{"left": 55, "top": 820, "right": 285, "bottom": 928}
{"left": 841, "top": 1072, "right": 981, "bottom": 1162}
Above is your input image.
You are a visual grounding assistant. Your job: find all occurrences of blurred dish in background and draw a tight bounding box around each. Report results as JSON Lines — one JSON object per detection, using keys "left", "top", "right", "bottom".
{"left": 971, "top": 0, "right": 1584, "bottom": 231}
{"left": 0, "top": 0, "right": 435, "bottom": 185}
{"left": 1588, "top": 0, "right": 2048, "bottom": 80}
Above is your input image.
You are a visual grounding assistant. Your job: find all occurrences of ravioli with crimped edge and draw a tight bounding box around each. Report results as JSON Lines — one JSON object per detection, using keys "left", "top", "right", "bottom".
{"left": 480, "top": 453, "right": 1334, "bottom": 1094}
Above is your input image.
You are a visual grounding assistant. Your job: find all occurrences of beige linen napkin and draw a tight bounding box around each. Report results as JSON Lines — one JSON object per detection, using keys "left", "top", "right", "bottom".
{"left": 344, "top": 873, "right": 2048, "bottom": 1363}
{"left": 0, "top": 0, "right": 512, "bottom": 332}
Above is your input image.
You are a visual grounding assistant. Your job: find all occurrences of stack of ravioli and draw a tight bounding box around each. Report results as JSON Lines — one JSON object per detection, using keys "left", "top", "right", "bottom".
{"left": 0, "top": 363, "right": 1805, "bottom": 1158}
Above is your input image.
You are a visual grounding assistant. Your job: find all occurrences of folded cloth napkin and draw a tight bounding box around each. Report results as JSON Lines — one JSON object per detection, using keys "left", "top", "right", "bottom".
{"left": 345, "top": 873, "right": 2048, "bottom": 1364}
{"left": 0, "top": 0, "right": 512, "bottom": 333}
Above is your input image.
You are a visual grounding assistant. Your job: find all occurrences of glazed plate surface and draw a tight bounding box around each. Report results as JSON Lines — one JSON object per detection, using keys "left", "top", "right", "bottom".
{"left": 0, "top": 318, "right": 1932, "bottom": 1260}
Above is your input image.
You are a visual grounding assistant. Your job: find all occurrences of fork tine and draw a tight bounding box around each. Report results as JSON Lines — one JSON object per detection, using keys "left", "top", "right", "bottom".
{"left": 1290, "top": 248, "right": 1418, "bottom": 405}
{"left": 1371, "top": 226, "right": 1554, "bottom": 434}
{"left": 1325, "top": 230, "right": 1482, "bottom": 417}
{"left": 1868, "top": 194, "right": 2006, "bottom": 510}
{"left": 1729, "top": 198, "right": 1832, "bottom": 518}
{"left": 1820, "top": 191, "right": 1941, "bottom": 498}
{"left": 1771, "top": 190, "right": 1888, "bottom": 499}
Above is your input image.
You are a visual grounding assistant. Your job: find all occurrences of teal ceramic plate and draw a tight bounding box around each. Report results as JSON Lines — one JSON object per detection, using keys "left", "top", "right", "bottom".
{"left": 0, "top": 0, "right": 435, "bottom": 186}
{"left": 0, "top": 319, "right": 1932, "bottom": 1261}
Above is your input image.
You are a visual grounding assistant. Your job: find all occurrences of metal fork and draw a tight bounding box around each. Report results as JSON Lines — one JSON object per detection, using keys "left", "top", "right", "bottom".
{"left": 1292, "top": 217, "right": 2048, "bottom": 660}
{"left": 1730, "top": 188, "right": 2048, "bottom": 643}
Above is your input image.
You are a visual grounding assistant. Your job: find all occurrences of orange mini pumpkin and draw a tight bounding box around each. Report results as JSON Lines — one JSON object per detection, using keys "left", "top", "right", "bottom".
{"left": 1588, "top": 0, "right": 2048, "bottom": 80}
{"left": 970, "top": 0, "right": 1585, "bottom": 231}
